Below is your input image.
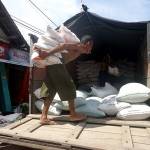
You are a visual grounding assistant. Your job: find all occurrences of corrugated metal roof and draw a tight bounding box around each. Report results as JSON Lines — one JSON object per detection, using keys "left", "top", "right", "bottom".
{"left": 0, "top": 0, "right": 29, "bottom": 51}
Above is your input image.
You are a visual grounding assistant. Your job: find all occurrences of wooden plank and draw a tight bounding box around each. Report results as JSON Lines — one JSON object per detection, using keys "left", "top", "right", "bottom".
{"left": 85, "top": 124, "right": 121, "bottom": 134}
{"left": 12, "top": 124, "right": 35, "bottom": 132}
{"left": 131, "top": 127, "right": 149, "bottom": 137}
{"left": 31, "top": 130, "right": 71, "bottom": 138}
{"left": 28, "top": 114, "right": 150, "bottom": 127}
{"left": 134, "top": 143, "right": 150, "bottom": 150}
{"left": 0, "top": 135, "right": 65, "bottom": 150}
{"left": 25, "top": 123, "right": 41, "bottom": 133}
{"left": 146, "top": 128, "right": 150, "bottom": 138}
{"left": 42, "top": 121, "right": 77, "bottom": 130}
{"left": 28, "top": 114, "right": 72, "bottom": 122}
{"left": 36, "top": 125, "right": 73, "bottom": 133}
{"left": 132, "top": 136, "right": 150, "bottom": 145}
{"left": 3, "top": 117, "right": 32, "bottom": 130}
{"left": 121, "top": 125, "right": 133, "bottom": 149}
{"left": 68, "top": 138, "right": 122, "bottom": 150}
{"left": 10, "top": 119, "right": 41, "bottom": 132}
{"left": 0, "top": 129, "right": 18, "bottom": 136}
{"left": 67, "top": 122, "right": 86, "bottom": 139}
{"left": 32, "top": 126, "right": 73, "bottom": 139}
{"left": 22, "top": 119, "right": 40, "bottom": 125}
{"left": 16, "top": 132, "right": 67, "bottom": 144}
{"left": 79, "top": 130, "right": 121, "bottom": 140}
{"left": 87, "top": 118, "right": 150, "bottom": 128}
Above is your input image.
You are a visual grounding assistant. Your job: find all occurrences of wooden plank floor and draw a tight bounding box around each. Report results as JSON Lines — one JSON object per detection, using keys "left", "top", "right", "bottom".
{"left": 0, "top": 114, "right": 150, "bottom": 150}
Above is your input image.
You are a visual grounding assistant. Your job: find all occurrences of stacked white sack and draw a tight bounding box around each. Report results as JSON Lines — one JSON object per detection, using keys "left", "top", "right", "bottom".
{"left": 116, "top": 83, "right": 150, "bottom": 103}
{"left": 31, "top": 25, "right": 80, "bottom": 68}
{"left": 98, "top": 95, "right": 131, "bottom": 116}
{"left": 91, "top": 82, "right": 118, "bottom": 98}
{"left": 116, "top": 83, "right": 150, "bottom": 120}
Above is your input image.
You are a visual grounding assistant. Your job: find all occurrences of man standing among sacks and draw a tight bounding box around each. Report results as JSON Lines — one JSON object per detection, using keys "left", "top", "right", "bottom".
{"left": 33, "top": 35, "right": 93, "bottom": 124}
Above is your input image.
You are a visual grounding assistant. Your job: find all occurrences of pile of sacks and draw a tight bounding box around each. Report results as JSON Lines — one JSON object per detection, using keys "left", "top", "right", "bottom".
{"left": 34, "top": 81, "right": 150, "bottom": 120}
{"left": 38, "top": 83, "right": 150, "bottom": 120}
{"left": 34, "top": 90, "right": 88, "bottom": 116}
{"left": 31, "top": 24, "right": 80, "bottom": 68}
{"left": 98, "top": 83, "right": 150, "bottom": 120}
{"left": 34, "top": 82, "right": 118, "bottom": 118}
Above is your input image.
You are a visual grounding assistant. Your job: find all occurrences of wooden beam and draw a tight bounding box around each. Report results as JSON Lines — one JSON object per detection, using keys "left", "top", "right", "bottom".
{"left": 87, "top": 118, "right": 150, "bottom": 128}
{"left": 26, "top": 123, "right": 42, "bottom": 133}
{"left": 121, "top": 125, "right": 133, "bottom": 149}
{"left": 147, "top": 23, "right": 150, "bottom": 87}
{"left": 0, "top": 136, "right": 65, "bottom": 150}
{"left": 67, "top": 122, "right": 86, "bottom": 139}
{"left": 3, "top": 117, "right": 32, "bottom": 130}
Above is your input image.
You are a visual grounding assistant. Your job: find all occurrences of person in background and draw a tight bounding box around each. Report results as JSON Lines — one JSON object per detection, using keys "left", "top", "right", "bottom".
{"left": 33, "top": 35, "right": 93, "bottom": 124}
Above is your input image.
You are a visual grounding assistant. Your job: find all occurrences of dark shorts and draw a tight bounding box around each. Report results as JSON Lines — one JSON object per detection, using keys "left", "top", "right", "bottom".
{"left": 40, "top": 64, "right": 76, "bottom": 101}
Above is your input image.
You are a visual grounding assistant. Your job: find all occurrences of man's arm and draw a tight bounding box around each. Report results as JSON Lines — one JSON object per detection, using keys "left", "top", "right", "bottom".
{"left": 62, "top": 50, "right": 81, "bottom": 64}
{"left": 33, "top": 43, "right": 83, "bottom": 59}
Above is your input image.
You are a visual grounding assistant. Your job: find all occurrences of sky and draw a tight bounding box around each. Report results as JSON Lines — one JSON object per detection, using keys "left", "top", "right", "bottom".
{"left": 1, "top": 0, "right": 150, "bottom": 43}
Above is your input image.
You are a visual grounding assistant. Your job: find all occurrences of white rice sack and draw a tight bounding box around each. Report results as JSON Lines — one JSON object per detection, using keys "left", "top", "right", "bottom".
{"left": 86, "top": 97, "right": 103, "bottom": 103}
{"left": 35, "top": 100, "right": 62, "bottom": 116}
{"left": 91, "top": 82, "right": 118, "bottom": 98}
{"left": 53, "top": 93, "right": 61, "bottom": 102}
{"left": 108, "top": 66, "right": 120, "bottom": 77}
{"left": 54, "top": 97, "right": 86, "bottom": 111}
{"left": 117, "top": 104, "right": 150, "bottom": 120}
{"left": 59, "top": 24, "right": 80, "bottom": 43}
{"left": 40, "top": 35, "right": 59, "bottom": 47}
{"left": 34, "top": 89, "right": 61, "bottom": 101}
{"left": 46, "top": 25, "right": 64, "bottom": 43}
{"left": 34, "top": 41, "right": 53, "bottom": 50}
{"left": 116, "top": 83, "right": 150, "bottom": 103}
{"left": 34, "top": 88, "right": 42, "bottom": 99}
{"left": 31, "top": 25, "right": 67, "bottom": 68}
{"left": 76, "top": 90, "right": 88, "bottom": 99}
{"left": 76, "top": 99, "right": 105, "bottom": 118}
{"left": 98, "top": 95, "right": 131, "bottom": 116}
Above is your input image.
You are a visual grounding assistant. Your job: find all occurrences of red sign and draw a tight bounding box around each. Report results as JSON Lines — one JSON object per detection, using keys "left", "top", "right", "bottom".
{"left": 0, "top": 41, "right": 9, "bottom": 59}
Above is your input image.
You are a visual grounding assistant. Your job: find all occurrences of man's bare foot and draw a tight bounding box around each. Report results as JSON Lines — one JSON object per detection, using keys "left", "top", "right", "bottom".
{"left": 69, "top": 113, "right": 87, "bottom": 121}
{"left": 40, "top": 118, "right": 57, "bottom": 125}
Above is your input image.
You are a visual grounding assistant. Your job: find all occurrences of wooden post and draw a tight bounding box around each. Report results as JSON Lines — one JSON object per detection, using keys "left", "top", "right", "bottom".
{"left": 29, "top": 35, "right": 33, "bottom": 114}
{"left": 28, "top": 34, "right": 43, "bottom": 114}
{"left": 147, "top": 23, "right": 150, "bottom": 87}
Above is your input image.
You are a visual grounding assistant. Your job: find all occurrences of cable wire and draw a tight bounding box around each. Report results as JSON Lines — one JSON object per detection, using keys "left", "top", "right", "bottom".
{"left": 27, "top": 0, "right": 58, "bottom": 28}
{"left": 11, "top": 15, "right": 45, "bottom": 34}
{"left": 13, "top": 18, "right": 43, "bottom": 35}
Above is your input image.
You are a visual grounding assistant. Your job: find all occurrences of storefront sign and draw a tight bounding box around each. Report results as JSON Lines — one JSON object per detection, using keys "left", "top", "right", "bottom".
{"left": 8, "top": 49, "right": 29, "bottom": 65}
{"left": 0, "top": 41, "right": 9, "bottom": 59}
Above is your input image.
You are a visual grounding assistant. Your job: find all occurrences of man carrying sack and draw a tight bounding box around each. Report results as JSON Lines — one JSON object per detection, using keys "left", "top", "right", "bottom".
{"left": 32, "top": 26, "right": 93, "bottom": 124}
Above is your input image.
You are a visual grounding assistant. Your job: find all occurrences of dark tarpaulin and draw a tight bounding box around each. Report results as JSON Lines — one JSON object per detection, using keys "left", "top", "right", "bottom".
{"left": 63, "top": 11, "right": 148, "bottom": 61}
